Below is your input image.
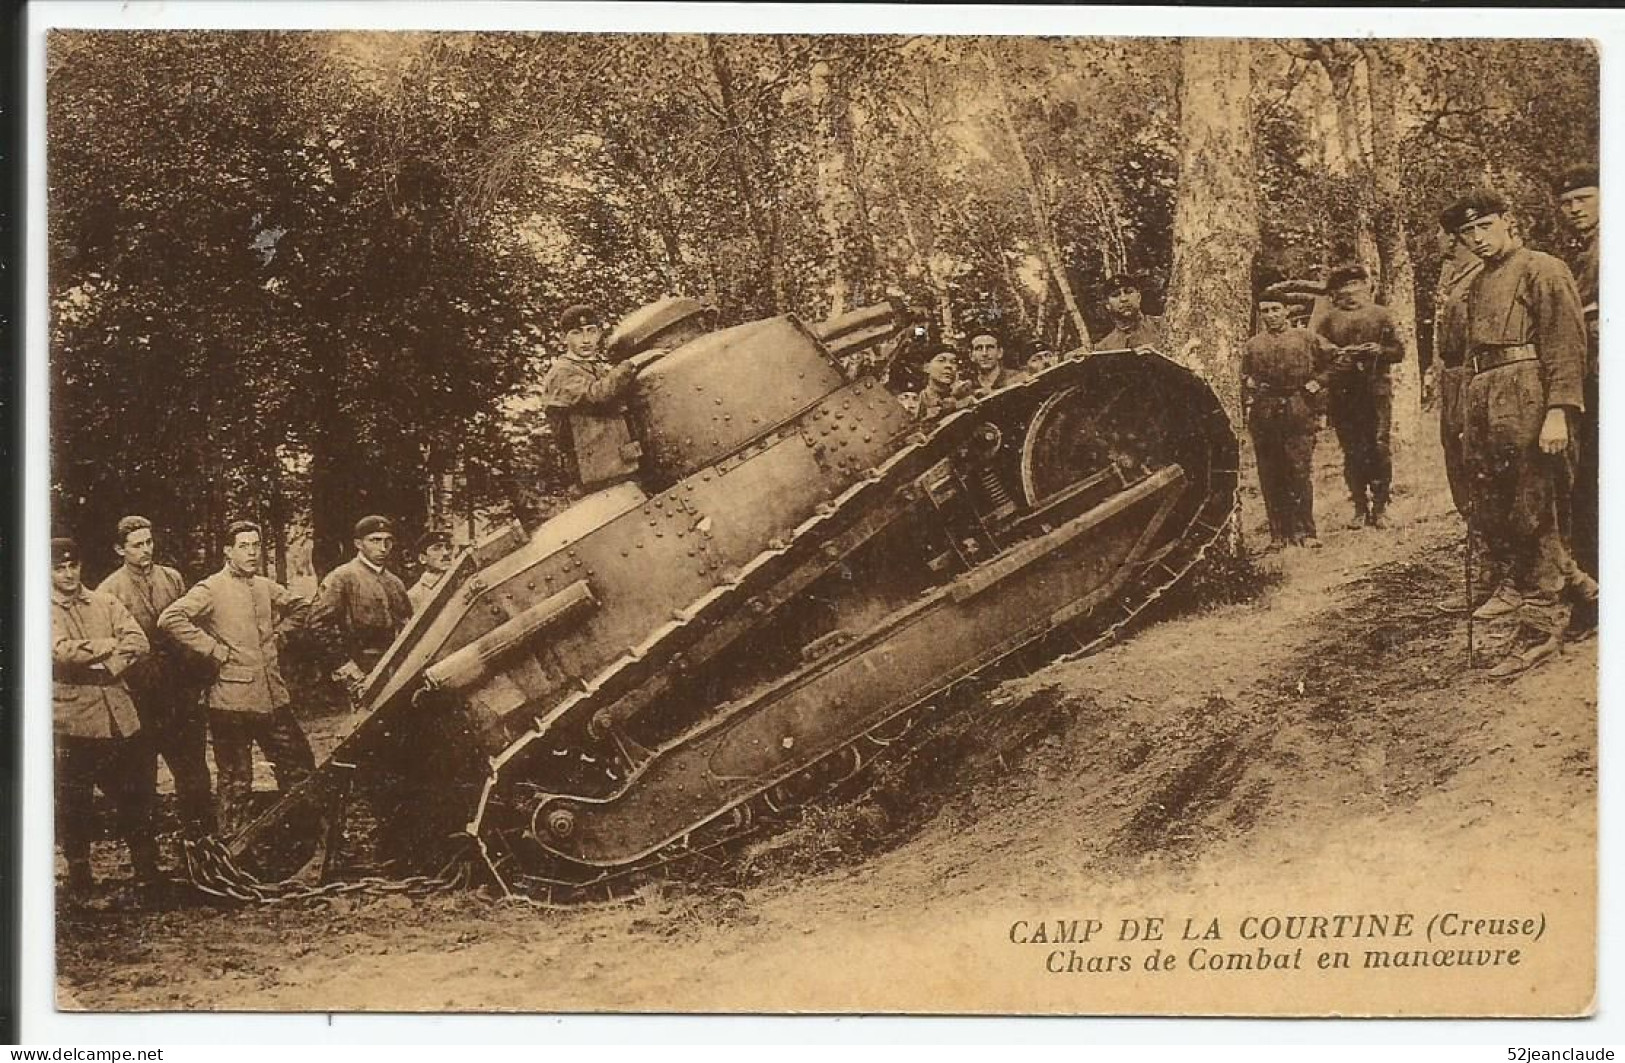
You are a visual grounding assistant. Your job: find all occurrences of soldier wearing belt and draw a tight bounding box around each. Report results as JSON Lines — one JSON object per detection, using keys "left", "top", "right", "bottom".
{"left": 1243, "top": 296, "right": 1336, "bottom": 551}
{"left": 538, "top": 303, "right": 641, "bottom": 495}
{"left": 96, "top": 515, "right": 217, "bottom": 839}
{"left": 158, "top": 521, "right": 315, "bottom": 837}
{"left": 1313, "top": 263, "right": 1408, "bottom": 530}
{"left": 1441, "top": 189, "right": 1596, "bottom": 678}
{"left": 310, "top": 514, "right": 413, "bottom": 696}
{"left": 52, "top": 536, "right": 160, "bottom": 893}
{"left": 1554, "top": 164, "right": 1599, "bottom": 584}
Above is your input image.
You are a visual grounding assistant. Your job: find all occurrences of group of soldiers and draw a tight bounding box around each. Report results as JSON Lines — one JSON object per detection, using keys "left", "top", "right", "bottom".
{"left": 1240, "top": 168, "right": 1600, "bottom": 679}
{"left": 51, "top": 514, "right": 461, "bottom": 896}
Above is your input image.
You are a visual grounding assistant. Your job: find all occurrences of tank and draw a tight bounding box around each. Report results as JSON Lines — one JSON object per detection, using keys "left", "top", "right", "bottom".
{"left": 201, "top": 302, "right": 1238, "bottom": 900}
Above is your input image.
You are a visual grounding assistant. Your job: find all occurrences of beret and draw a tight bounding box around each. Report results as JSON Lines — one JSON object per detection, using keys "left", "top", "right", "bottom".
{"left": 51, "top": 537, "right": 78, "bottom": 565}
{"left": 1326, "top": 263, "right": 1370, "bottom": 289}
{"left": 1553, "top": 163, "right": 1598, "bottom": 196}
{"left": 416, "top": 529, "right": 453, "bottom": 554}
{"left": 353, "top": 515, "right": 394, "bottom": 539}
{"left": 1439, "top": 189, "right": 1511, "bottom": 232}
{"left": 1101, "top": 272, "right": 1143, "bottom": 295}
{"left": 558, "top": 304, "right": 601, "bottom": 333}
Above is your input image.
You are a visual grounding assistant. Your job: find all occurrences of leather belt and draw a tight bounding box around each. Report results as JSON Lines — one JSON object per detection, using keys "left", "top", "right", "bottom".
{"left": 1469, "top": 344, "right": 1538, "bottom": 374}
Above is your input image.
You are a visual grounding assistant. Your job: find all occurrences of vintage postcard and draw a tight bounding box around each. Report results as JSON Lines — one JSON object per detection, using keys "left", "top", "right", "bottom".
{"left": 23, "top": 1, "right": 1610, "bottom": 1031}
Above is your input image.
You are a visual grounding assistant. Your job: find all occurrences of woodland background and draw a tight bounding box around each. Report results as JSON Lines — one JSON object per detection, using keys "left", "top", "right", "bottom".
{"left": 46, "top": 33, "right": 1599, "bottom": 581}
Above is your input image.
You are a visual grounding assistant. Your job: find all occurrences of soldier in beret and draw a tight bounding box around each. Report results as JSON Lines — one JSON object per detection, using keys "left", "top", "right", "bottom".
{"left": 1554, "top": 164, "right": 1599, "bottom": 595}
{"left": 158, "top": 521, "right": 315, "bottom": 838}
{"left": 309, "top": 515, "right": 413, "bottom": 697}
{"left": 1094, "top": 273, "right": 1166, "bottom": 352}
{"left": 913, "top": 348, "right": 974, "bottom": 421}
{"left": 1243, "top": 295, "right": 1337, "bottom": 551}
{"left": 538, "top": 303, "right": 642, "bottom": 496}
{"left": 1313, "top": 262, "right": 1409, "bottom": 530}
{"left": 52, "top": 535, "right": 160, "bottom": 894}
{"left": 1441, "top": 188, "right": 1595, "bottom": 677}
{"left": 408, "top": 529, "right": 456, "bottom": 613}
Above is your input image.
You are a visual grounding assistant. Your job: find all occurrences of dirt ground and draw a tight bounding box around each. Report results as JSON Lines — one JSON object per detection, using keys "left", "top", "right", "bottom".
{"left": 54, "top": 449, "right": 1598, "bottom": 1016}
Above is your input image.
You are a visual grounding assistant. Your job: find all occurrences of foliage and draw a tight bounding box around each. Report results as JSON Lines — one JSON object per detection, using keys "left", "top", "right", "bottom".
{"left": 47, "top": 32, "right": 1598, "bottom": 578}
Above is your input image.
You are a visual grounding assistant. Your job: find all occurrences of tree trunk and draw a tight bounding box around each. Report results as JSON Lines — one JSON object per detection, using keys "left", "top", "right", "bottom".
{"left": 809, "top": 56, "right": 865, "bottom": 317}
{"left": 1361, "top": 41, "right": 1423, "bottom": 464}
{"left": 1319, "top": 44, "right": 1380, "bottom": 272}
{"left": 705, "top": 37, "right": 786, "bottom": 312}
{"left": 886, "top": 166, "right": 955, "bottom": 337}
{"left": 982, "top": 46, "right": 1090, "bottom": 348}
{"left": 1167, "top": 38, "right": 1257, "bottom": 434}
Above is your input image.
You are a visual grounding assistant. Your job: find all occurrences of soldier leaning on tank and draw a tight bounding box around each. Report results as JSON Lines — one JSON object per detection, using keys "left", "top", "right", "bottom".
{"left": 96, "top": 515, "right": 218, "bottom": 840}
{"left": 1441, "top": 189, "right": 1597, "bottom": 678}
{"left": 310, "top": 515, "right": 413, "bottom": 697}
{"left": 967, "top": 331, "right": 1026, "bottom": 397}
{"left": 538, "top": 303, "right": 641, "bottom": 495}
{"left": 408, "top": 529, "right": 456, "bottom": 614}
{"left": 1093, "top": 273, "right": 1166, "bottom": 352}
{"left": 1243, "top": 296, "right": 1337, "bottom": 552}
{"left": 158, "top": 520, "right": 316, "bottom": 838}
{"left": 1312, "top": 263, "right": 1408, "bottom": 530}
{"left": 52, "top": 535, "right": 161, "bottom": 895}
{"left": 1553, "top": 164, "right": 1599, "bottom": 593}
{"left": 913, "top": 348, "right": 975, "bottom": 421}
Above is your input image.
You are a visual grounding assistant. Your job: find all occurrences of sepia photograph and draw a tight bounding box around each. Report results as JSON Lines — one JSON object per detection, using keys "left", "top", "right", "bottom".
{"left": 28, "top": 4, "right": 1604, "bottom": 1025}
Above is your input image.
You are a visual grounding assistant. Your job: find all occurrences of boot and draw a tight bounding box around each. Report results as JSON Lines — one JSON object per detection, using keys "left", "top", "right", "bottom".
{"left": 1488, "top": 597, "right": 1570, "bottom": 679}
{"left": 1366, "top": 500, "right": 1389, "bottom": 529}
{"left": 1345, "top": 496, "right": 1369, "bottom": 530}
{"left": 1472, "top": 584, "right": 1524, "bottom": 621}
{"left": 129, "top": 838, "right": 164, "bottom": 887}
{"left": 1567, "top": 570, "right": 1599, "bottom": 641}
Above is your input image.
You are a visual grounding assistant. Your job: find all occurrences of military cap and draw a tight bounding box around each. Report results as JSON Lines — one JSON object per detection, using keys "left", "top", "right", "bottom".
{"left": 1554, "top": 164, "right": 1599, "bottom": 196}
{"left": 1101, "top": 272, "right": 1144, "bottom": 296}
{"left": 1439, "top": 189, "right": 1511, "bottom": 233}
{"left": 1325, "top": 263, "right": 1370, "bottom": 289}
{"left": 353, "top": 515, "right": 394, "bottom": 539}
{"left": 416, "top": 529, "right": 453, "bottom": 555}
{"left": 558, "top": 304, "right": 601, "bottom": 333}
{"left": 51, "top": 537, "right": 79, "bottom": 565}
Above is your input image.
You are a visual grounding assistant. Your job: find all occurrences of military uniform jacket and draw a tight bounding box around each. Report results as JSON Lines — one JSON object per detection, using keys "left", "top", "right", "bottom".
{"left": 407, "top": 570, "right": 446, "bottom": 613}
{"left": 52, "top": 585, "right": 148, "bottom": 739}
{"left": 1094, "top": 315, "right": 1165, "bottom": 352}
{"left": 1313, "top": 304, "right": 1406, "bottom": 386}
{"left": 1433, "top": 257, "right": 1484, "bottom": 370}
{"left": 1242, "top": 327, "right": 1335, "bottom": 403}
{"left": 97, "top": 563, "right": 188, "bottom": 694}
{"left": 157, "top": 567, "right": 309, "bottom": 715}
{"left": 310, "top": 556, "right": 412, "bottom": 670}
{"left": 538, "top": 354, "right": 639, "bottom": 489}
{"left": 1464, "top": 246, "right": 1587, "bottom": 411}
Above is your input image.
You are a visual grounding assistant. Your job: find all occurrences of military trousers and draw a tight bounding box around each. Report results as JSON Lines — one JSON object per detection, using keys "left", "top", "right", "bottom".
{"left": 209, "top": 706, "right": 315, "bottom": 838}
{"left": 130, "top": 683, "right": 216, "bottom": 838}
{"left": 1249, "top": 395, "right": 1319, "bottom": 542}
{"left": 1569, "top": 369, "right": 1599, "bottom": 578}
{"left": 1329, "top": 376, "right": 1393, "bottom": 508}
{"left": 1463, "top": 360, "right": 1579, "bottom": 599}
{"left": 56, "top": 732, "right": 158, "bottom": 867}
{"left": 1437, "top": 365, "right": 1472, "bottom": 518}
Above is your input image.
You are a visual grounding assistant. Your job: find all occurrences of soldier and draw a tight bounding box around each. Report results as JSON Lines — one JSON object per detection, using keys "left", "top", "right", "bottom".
{"left": 539, "top": 303, "right": 641, "bottom": 495}
{"left": 96, "top": 516, "right": 217, "bottom": 840}
{"left": 1243, "top": 296, "right": 1335, "bottom": 551}
{"left": 1441, "top": 189, "right": 1595, "bottom": 678}
{"left": 408, "top": 529, "right": 457, "bottom": 613}
{"left": 1094, "top": 273, "right": 1166, "bottom": 352}
{"left": 913, "top": 348, "right": 973, "bottom": 421}
{"left": 52, "top": 536, "right": 160, "bottom": 894}
{"left": 310, "top": 515, "right": 413, "bottom": 696}
{"left": 967, "top": 332, "right": 1024, "bottom": 396}
{"left": 1313, "top": 263, "right": 1408, "bottom": 529}
{"left": 1554, "top": 164, "right": 1599, "bottom": 586}
{"left": 158, "top": 521, "right": 315, "bottom": 837}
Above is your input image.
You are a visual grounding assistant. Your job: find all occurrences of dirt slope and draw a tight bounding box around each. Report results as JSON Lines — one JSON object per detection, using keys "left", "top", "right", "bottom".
{"left": 56, "top": 467, "right": 1598, "bottom": 1015}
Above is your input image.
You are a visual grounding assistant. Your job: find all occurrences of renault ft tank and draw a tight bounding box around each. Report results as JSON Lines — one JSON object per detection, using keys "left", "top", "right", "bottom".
{"left": 205, "top": 301, "right": 1238, "bottom": 900}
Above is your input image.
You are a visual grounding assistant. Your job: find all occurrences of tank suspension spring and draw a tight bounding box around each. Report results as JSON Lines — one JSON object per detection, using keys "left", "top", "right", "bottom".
{"left": 980, "top": 467, "right": 1014, "bottom": 512}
